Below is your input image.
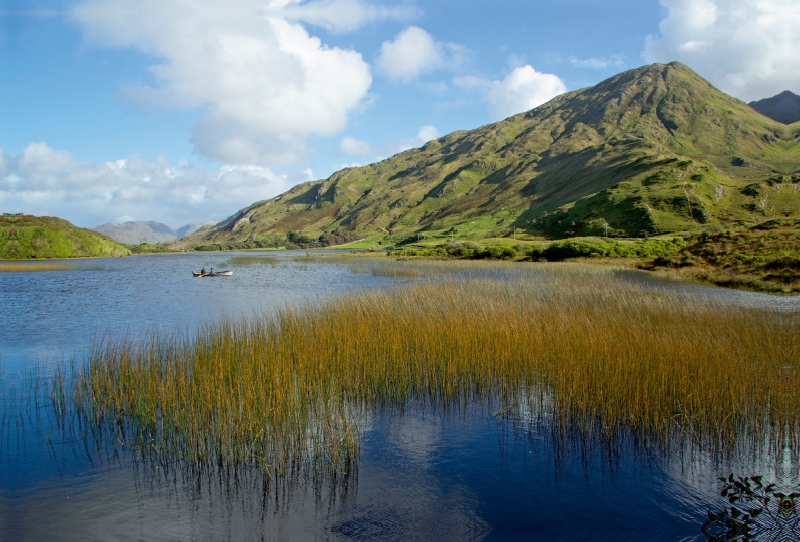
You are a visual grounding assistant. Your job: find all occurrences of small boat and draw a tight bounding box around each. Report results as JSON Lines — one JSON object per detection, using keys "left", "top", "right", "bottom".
{"left": 192, "top": 270, "right": 233, "bottom": 277}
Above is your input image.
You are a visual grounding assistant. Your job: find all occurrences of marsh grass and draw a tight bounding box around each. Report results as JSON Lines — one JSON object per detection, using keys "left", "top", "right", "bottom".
{"left": 0, "top": 263, "right": 78, "bottom": 272}
{"left": 68, "top": 270, "right": 798, "bottom": 479}
{"left": 224, "top": 255, "right": 280, "bottom": 266}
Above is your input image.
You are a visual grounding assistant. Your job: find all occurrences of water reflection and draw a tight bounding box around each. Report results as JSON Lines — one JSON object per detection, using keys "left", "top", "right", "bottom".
{"left": 12, "top": 396, "right": 784, "bottom": 541}
{"left": 2, "top": 254, "right": 799, "bottom": 541}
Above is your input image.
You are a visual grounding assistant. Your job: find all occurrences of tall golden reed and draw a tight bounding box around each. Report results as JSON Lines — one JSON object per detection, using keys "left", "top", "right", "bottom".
{"left": 72, "top": 265, "right": 798, "bottom": 475}
{"left": 0, "top": 263, "right": 77, "bottom": 272}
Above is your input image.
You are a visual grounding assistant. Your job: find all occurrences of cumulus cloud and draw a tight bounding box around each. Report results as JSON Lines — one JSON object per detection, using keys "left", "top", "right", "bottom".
{"left": 376, "top": 26, "right": 465, "bottom": 82}
{"left": 70, "top": 0, "right": 398, "bottom": 165}
{"left": 394, "top": 125, "right": 441, "bottom": 152}
{"left": 644, "top": 0, "right": 800, "bottom": 101}
{"left": 339, "top": 136, "right": 375, "bottom": 156}
{"left": 0, "top": 143, "right": 306, "bottom": 227}
{"left": 486, "top": 66, "right": 567, "bottom": 121}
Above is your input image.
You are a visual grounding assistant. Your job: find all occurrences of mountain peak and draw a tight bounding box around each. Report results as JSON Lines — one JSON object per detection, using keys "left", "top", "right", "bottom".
{"left": 175, "top": 62, "right": 799, "bottom": 249}
{"left": 749, "top": 91, "right": 800, "bottom": 124}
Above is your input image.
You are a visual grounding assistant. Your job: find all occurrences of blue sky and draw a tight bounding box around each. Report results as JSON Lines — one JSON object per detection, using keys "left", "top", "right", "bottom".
{"left": 2, "top": 0, "right": 798, "bottom": 228}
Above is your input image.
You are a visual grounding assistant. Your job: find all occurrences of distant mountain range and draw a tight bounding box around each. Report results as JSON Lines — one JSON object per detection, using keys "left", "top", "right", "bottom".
{"left": 749, "top": 91, "right": 800, "bottom": 125}
{"left": 94, "top": 221, "right": 216, "bottom": 245}
{"left": 172, "top": 61, "right": 798, "bottom": 250}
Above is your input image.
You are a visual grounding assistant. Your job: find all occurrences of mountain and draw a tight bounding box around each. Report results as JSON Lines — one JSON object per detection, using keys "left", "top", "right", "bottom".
{"left": 94, "top": 221, "right": 177, "bottom": 244}
{"left": 176, "top": 221, "right": 217, "bottom": 238}
{"left": 749, "top": 91, "right": 800, "bottom": 125}
{"left": 1, "top": 214, "right": 130, "bottom": 259}
{"left": 175, "top": 62, "right": 800, "bottom": 250}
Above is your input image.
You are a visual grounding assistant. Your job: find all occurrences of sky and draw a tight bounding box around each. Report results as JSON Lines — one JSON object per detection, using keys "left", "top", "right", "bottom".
{"left": 2, "top": 0, "right": 799, "bottom": 228}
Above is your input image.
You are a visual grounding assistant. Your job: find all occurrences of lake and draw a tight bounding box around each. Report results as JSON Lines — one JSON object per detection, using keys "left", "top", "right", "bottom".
{"left": 1, "top": 252, "right": 798, "bottom": 541}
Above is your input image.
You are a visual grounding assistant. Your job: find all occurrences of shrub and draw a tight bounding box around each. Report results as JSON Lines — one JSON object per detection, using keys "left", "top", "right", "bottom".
{"left": 541, "top": 238, "right": 685, "bottom": 261}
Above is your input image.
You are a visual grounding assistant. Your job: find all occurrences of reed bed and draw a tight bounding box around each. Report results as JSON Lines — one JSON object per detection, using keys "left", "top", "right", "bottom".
{"left": 224, "top": 255, "right": 280, "bottom": 266}
{"left": 70, "top": 269, "right": 798, "bottom": 477}
{"left": 0, "top": 263, "right": 77, "bottom": 272}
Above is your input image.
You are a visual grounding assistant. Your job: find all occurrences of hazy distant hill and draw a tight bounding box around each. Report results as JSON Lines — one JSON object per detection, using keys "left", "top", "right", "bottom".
{"left": 1, "top": 214, "right": 130, "bottom": 259}
{"left": 176, "top": 221, "right": 216, "bottom": 238}
{"left": 749, "top": 91, "right": 800, "bottom": 125}
{"left": 95, "top": 221, "right": 177, "bottom": 244}
{"left": 94, "top": 220, "right": 217, "bottom": 244}
{"left": 174, "top": 62, "right": 799, "bottom": 250}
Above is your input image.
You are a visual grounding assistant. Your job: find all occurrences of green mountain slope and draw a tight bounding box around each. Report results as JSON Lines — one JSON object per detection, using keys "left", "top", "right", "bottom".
{"left": 176, "top": 62, "right": 800, "bottom": 250}
{"left": 0, "top": 214, "right": 131, "bottom": 259}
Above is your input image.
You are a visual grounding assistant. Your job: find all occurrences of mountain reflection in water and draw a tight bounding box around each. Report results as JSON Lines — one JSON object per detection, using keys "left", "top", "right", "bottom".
{"left": 1, "top": 253, "right": 797, "bottom": 541}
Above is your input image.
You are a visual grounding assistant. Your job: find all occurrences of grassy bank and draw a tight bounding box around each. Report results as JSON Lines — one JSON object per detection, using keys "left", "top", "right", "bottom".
{"left": 388, "top": 230, "right": 800, "bottom": 294}
{"left": 389, "top": 237, "right": 686, "bottom": 261}
{"left": 647, "top": 220, "right": 800, "bottom": 293}
{"left": 1, "top": 214, "right": 130, "bottom": 259}
{"left": 68, "top": 268, "right": 797, "bottom": 477}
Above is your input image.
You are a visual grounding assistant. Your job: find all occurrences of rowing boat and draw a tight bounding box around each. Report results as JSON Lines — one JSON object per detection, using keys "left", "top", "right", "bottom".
{"left": 192, "top": 270, "right": 233, "bottom": 277}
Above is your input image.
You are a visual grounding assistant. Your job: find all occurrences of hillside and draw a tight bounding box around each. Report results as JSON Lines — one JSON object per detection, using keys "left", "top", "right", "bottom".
{"left": 176, "top": 222, "right": 215, "bottom": 238}
{"left": 94, "top": 221, "right": 178, "bottom": 244}
{"left": 1, "top": 214, "right": 130, "bottom": 259}
{"left": 750, "top": 91, "right": 800, "bottom": 125}
{"left": 173, "top": 62, "right": 800, "bottom": 251}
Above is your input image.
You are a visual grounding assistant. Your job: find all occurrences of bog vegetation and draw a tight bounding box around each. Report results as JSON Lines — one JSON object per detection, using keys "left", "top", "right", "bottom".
{"left": 390, "top": 237, "right": 686, "bottom": 261}
{"left": 64, "top": 266, "right": 798, "bottom": 479}
{"left": 648, "top": 219, "right": 800, "bottom": 293}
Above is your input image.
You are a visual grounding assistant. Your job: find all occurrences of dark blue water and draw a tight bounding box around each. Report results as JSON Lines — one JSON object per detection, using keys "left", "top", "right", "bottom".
{"left": 1, "top": 252, "right": 389, "bottom": 372}
{"left": 1, "top": 254, "right": 797, "bottom": 541}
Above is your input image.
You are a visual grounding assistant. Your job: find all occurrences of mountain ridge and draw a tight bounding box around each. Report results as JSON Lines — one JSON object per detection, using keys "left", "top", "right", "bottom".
{"left": 749, "top": 91, "right": 800, "bottom": 125}
{"left": 95, "top": 220, "right": 216, "bottom": 245}
{"left": 172, "top": 62, "right": 800, "bottom": 250}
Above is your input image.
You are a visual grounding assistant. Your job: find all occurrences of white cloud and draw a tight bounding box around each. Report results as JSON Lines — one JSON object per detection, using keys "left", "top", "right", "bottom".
{"left": 276, "top": 0, "right": 418, "bottom": 33}
{"left": 0, "top": 143, "right": 305, "bottom": 227}
{"left": 487, "top": 66, "right": 567, "bottom": 121}
{"left": 339, "top": 136, "right": 375, "bottom": 156}
{"left": 376, "top": 26, "right": 465, "bottom": 82}
{"left": 452, "top": 66, "right": 567, "bottom": 120}
{"left": 644, "top": 0, "right": 800, "bottom": 101}
{"left": 416, "top": 125, "right": 440, "bottom": 143}
{"left": 569, "top": 55, "right": 625, "bottom": 70}
{"left": 0, "top": 149, "right": 9, "bottom": 178}
{"left": 338, "top": 125, "right": 441, "bottom": 161}
{"left": 70, "top": 0, "right": 389, "bottom": 166}
{"left": 394, "top": 125, "right": 441, "bottom": 152}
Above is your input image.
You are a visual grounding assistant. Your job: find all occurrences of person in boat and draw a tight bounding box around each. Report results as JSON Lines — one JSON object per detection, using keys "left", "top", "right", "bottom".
{"left": 201, "top": 267, "right": 206, "bottom": 275}
{"left": 210, "top": 267, "right": 213, "bottom": 274}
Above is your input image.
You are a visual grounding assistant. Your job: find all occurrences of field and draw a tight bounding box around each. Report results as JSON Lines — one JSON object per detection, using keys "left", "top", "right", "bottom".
{"left": 63, "top": 264, "right": 798, "bottom": 479}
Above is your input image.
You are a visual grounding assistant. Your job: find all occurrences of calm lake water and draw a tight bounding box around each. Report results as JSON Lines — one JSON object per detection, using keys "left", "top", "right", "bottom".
{"left": 1, "top": 253, "right": 798, "bottom": 541}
